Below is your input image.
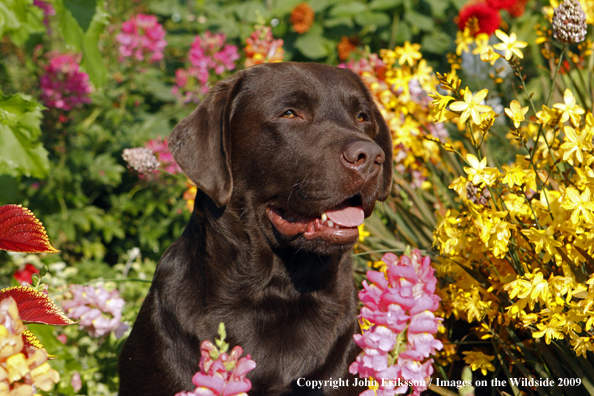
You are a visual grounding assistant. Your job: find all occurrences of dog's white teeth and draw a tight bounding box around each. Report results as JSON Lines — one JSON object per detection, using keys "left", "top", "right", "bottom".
{"left": 321, "top": 212, "right": 328, "bottom": 222}
{"left": 327, "top": 220, "right": 334, "bottom": 227}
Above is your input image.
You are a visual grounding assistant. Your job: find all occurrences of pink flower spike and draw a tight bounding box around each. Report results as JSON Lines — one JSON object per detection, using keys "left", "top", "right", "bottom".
{"left": 351, "top": 249, "right": 442, "bottom": 395}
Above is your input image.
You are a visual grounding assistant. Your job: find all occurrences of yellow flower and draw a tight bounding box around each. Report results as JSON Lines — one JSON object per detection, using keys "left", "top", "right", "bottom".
{"left": 562, "top": 187, "right": 594, "bottom": 224}
{"left": 462, "top": 351, "right": 496, "bottom": 375}
{"left": 429, "top": 92, "right": 455, "bottom": 123}
{"left": 6, "top": 353, "right": 28, "bottom": 382}
{"left": 357, "top": 224, "right": 370, "bottom": 242}
{"left": 449, "top": 88, "right": 492, "bottom": 125}
{"left": 472, "top": 33, "right": 491, "bottom": 55}
{"left": 536, "top": 105, "right": 561, "bottom": 127}
{"left": 493, "top": 30, "right": 528, "bottom": 60}
{"left": 570, "top": 335, "right": 594, "bottom": 358}
{"left": 463, "top": 154, "right": 500, "bottom": 187}
{"left": 504, "top": 100, "right": 530, "bottom": 128}
{"left": 502, "top": 164, "right": 528, "bottom": 188}
{"left": 480, "top": 47, "right": 501, "bottom": 65}
{"left": 396, "top": 41, "right": 422, "bottom": 66}
{"left": 559, "top": 125, "right": 594, "bottom": 165}
{"left": 553, "top": 89, "right": 586, "bottom": 127}
{"left": 30, "top": 362, "right": 60, "bottom": 392}
{"left": 455, "top": 28, "right": 474, "bottom": 55}
{"left": 533, "top": 316, "right": 566, "bottom": 344}
{"left": 522, "top": 227, "right": 562, "bottom": 262}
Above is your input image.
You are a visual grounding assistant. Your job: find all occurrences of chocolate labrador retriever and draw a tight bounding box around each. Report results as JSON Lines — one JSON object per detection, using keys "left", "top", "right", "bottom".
{"left": 118, "top": 62, "right": 393, "bottom": 395}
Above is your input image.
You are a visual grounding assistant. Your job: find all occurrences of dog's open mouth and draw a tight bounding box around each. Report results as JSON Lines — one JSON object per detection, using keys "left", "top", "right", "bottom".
{"left": 266, "top": 197, "right": 364, "bottom": 244}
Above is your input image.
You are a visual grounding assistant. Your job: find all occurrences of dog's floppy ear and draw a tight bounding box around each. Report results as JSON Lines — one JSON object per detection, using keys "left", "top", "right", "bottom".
{"left": 372, "top": 106, "right": 393, "bottom": 201}
{"left": 169, "top": 72, "right": 243, "bottom": 208}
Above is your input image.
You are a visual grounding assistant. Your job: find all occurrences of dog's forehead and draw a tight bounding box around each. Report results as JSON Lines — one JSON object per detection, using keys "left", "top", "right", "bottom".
{"left": 241, "top": 62, "right": 367, "bottom": 102}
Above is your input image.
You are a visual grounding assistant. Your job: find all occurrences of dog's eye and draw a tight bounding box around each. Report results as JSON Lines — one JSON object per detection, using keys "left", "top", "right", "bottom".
{"left": 282, "top": 110, "right": 297, "bottom": 118}
{"left": 357, "top": 112, "right": 368, "bottom": 122}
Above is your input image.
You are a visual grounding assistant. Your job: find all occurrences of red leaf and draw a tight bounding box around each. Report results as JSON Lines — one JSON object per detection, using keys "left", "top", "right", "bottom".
{"left": 23, "top": 329, "right": 44, "bottom": 350}
{"left": 0, "top": 204, "right": 59, "bottom": 253}
{"left": 0, "top": 287, "right": 74, "bottom": 326}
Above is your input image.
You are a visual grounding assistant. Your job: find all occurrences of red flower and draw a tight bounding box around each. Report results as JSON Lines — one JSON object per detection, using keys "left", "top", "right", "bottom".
{"left": 486, "top": 0, "right": 518, "bottom": 10}
{"left": 458, "top": 2, "right": 501, "bottom": 36}
{"left": 507, "top": 0, "right": 528, "bottom": 17}
{"left": 13, "top": 264, "right": 40, "bottom": 285}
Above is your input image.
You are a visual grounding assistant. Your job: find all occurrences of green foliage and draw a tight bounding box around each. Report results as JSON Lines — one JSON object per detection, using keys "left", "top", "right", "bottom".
{"left": 0, "top": 92, "right": 49, "bottom": 178}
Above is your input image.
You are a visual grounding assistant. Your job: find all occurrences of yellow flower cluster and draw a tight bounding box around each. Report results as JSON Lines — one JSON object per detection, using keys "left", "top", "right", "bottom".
{"left": 431, "top": 19, "right": 594, "bottom": 363}
{"left": 357, "top": 42, "right": 447, "bottom": 189}
{"left": 0, "top": 297, "right": 60, "bottom": 395}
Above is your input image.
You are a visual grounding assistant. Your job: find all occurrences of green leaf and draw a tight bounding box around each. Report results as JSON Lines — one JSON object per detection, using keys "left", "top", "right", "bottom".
{"left": 369, "top": 0, "right": 402, "bottom": 10}
{"left": 64, "top": 0, "right": 97, "bottom": 31}
{"left": 0, "top": 93, "right": 49, "bottom": 178}
{"left": 354, "top": 11, "right": 391, "bottom": 27}
{"left": 324, "top": 16, "right": 354, "bottom": 28}
{"left": 0, "top": 93, "right": 44, "bottom": 126}
{"left": 55, "top": 0, "right": 84, "bottom": 51}
{"left": 293, "top": 23, "right": 329, "bottom": 60}
{"left": 424, "top": 0, "right": 450, "bottom": 17}
{"left": 233, "top": 1, "right": 269, "bottom": 23}
{"left": 0, "top": 1, "right": 21, "bottom": 38}
{"left": 421, "top": 31, "right": 452, "bottom": 54}
{"left": 404, "top": 10, "right": 434, "bottom": 32}
{"left": 148, "top": 0, "right": 182, "bottom": 16}
{"left": 329, "top": 2, "right": 368, "bottom": 17}
{"left": 80, "top": 2, "right": 109, "bottom": 88}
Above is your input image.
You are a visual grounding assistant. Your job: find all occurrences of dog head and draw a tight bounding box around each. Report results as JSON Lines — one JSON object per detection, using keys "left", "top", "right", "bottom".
{"left": 169, "top": 62, "right": 392, "bottom": 254}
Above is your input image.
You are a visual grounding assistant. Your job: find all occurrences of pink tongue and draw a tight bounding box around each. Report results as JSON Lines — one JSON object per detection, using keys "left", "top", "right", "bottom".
{"left": 326, "top": 206, "right": 365, "bottom": 227}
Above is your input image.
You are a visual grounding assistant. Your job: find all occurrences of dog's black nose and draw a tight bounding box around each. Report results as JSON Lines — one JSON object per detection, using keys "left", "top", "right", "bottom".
{"left": 341, "top": 140, "right": 385, "bottom": 177}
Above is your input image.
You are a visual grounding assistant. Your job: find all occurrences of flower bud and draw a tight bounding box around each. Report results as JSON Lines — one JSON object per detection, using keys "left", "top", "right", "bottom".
{"left": 552, "top": 0, "right": 587, "bottom": 44}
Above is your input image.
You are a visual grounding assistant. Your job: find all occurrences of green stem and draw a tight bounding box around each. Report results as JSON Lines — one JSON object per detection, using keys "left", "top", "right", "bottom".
{"left": 545, "top": 44, "right": 567, "bottom": 107}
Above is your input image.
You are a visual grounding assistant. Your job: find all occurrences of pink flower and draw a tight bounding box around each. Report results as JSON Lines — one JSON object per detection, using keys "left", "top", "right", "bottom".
{"left": 176, "top": 325, "right": 256, "bottom": 396}
{"left": 33, "top": 0, "right": 55, "bottom": 28}
{"left": 39, "top": 53, "right": 92, "bottom": 110}
{"left": 61, "top": 285, "right": 129, "bottom": 338}
{"left": 144, "top": 137, "right": 181, "bottom": 174}
{"left": 116, "top": 14, "right": 167, "bottom": 64}
{"left": 71, "top": 372, "right": 82, "bottom": 392}
{"left": 351, "top": 250, "right": 443, "bottom": 395}
{"left": 174, "top": 31, "right": 239, "bottom": 102}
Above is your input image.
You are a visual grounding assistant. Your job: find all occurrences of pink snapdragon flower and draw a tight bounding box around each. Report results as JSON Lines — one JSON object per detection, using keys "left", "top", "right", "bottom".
{"left": 176, "top": 323, "right": 256, "bottom": 396}
{"left": 144, "top": 136, "right": 181, "bottom": 174}
{"left": 350, "top": 250, "right": 443, "bottom": 396}
{"left": 33, "top": 0, "right": 55, "bottom": 28}
{"left": 116, "top": 14, "right": 167, "bottom": 63}
{"left": 173, "top": 31, "right": 239, "bottom": 102}
{"left": 39, "top": 53, "right": 92, "bottom": 110}
{"left": 61, "top": 285, "right": 129, "bottom": 338}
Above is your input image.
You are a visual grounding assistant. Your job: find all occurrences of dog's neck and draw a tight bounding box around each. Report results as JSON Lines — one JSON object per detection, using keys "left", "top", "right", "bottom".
{"left": 188, "top": 190, "right": 353, "bottom": 296}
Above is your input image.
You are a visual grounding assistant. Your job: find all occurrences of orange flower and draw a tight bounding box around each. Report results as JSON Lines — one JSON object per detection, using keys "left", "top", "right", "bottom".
{"left": 337, "top": 36, "right": 359, "bottom": 61}
{"left": 290, "top": 3, "right": 315, "bottom": 34}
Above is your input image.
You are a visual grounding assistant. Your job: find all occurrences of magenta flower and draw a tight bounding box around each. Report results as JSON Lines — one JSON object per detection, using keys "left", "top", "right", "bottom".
{"left": 39, "top": 53, "right": 92, "bottom": 110}
{"left": 116, "top": 14, "right": 167, "bottom": 64}
{"left": 173, "top": 31, "right": 239, "bottom": 102}
{"left": 61, "top": 285, "right": 129, "bottom": 338}
{"left": 144, "top": 136, "right": 181, "bottom": 174}
{"left": 350, "top": 250, "right": 443, "bottom": 396}
{"left": 176, "top": 324, "right": 256, "bottom": 396}
{"left": 33, "top": 0, "right": 55, "bottom": 29}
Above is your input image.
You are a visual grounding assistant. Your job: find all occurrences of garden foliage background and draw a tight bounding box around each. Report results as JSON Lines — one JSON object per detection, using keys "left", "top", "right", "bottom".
{"left": 1, "top": 0, "right": 594, "bottom": 394}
